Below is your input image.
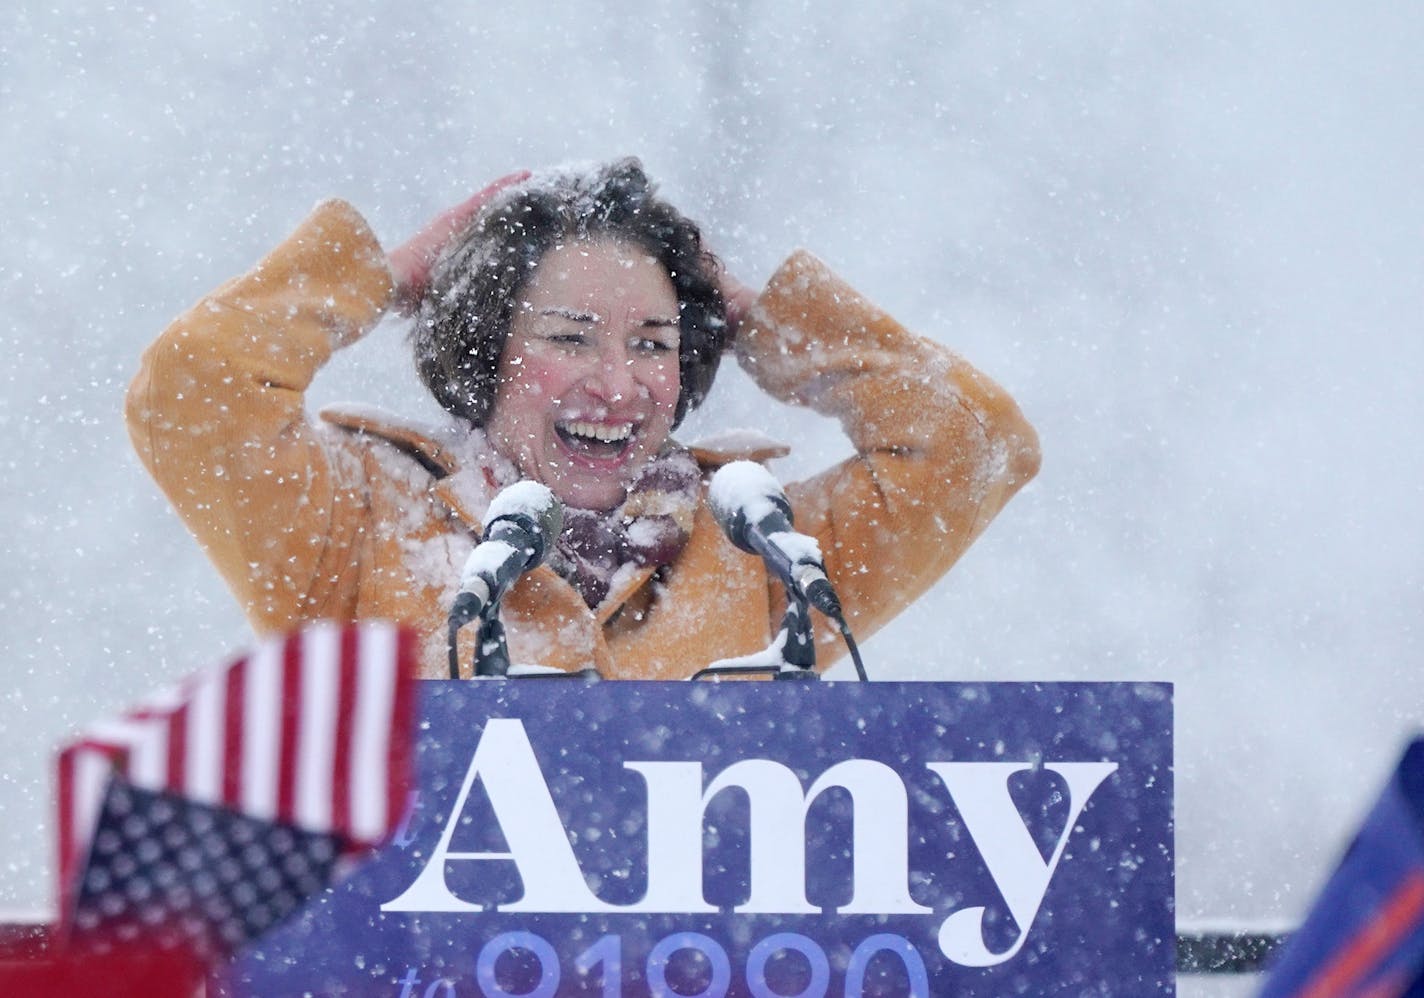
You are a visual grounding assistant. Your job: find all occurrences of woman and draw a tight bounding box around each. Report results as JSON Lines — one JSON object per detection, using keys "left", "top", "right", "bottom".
{"left": 126, "top": 159, "right": 1039, "bottom": 678}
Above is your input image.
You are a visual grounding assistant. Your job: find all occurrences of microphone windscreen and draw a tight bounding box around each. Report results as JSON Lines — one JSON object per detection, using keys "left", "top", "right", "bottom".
{"left": 708, "top": 461, "right": 789, "bottom": 541}
{"left": 483, "top": 481, "right": 564, "bottom": 540}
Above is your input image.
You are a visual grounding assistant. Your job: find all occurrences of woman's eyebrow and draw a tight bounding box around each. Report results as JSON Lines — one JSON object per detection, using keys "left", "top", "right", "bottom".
{"left": 539, "top": 306, "right": 600, "bottom": 322}
{"left": 536, "top": 307, "right": 677, "bottom": 327}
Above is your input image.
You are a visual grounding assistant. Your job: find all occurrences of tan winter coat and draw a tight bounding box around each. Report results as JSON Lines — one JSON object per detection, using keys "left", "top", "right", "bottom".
{"left": 126, "top": 200, "right": 1039, "bottom": 679}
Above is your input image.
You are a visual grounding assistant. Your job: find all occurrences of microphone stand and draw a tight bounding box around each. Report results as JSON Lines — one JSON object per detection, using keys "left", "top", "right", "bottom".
{"left": 692, "top": 581, "right": 820, "bottom": 681}
{"left": 447, "top": 595, "right": 512, "bottom": 679}
{"left": 449, "top": 597, "right": 602, "bottom": 681}
{"left": 773, "top": 588, "right": 818, "bottom": 678}
{"left": 446, "top": 597, "right": 514, "bottom": 678}
{"left": 473, "top": 606, "right": 511, "bottom": 677}
{"left": 449, "top": 577, "right": 861, "bottom": 683}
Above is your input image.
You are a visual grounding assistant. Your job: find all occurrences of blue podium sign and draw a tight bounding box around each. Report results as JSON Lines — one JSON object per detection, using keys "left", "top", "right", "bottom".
{"left": 222, "top": 681, "right": 1173, "bottom": 996}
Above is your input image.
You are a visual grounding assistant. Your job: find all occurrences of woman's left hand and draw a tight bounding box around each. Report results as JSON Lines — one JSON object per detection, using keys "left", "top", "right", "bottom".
{"left": 717, "top": 265, "right": 759, "bottom": 348}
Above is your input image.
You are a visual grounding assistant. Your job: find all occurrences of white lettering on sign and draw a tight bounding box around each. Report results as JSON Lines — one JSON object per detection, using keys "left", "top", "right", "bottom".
{"left": 381, "top": 719, "right": 1118, "bottom": 968}
{"left": 928, "top": 761, "right": 1117, "bottom": 966}
{"left": 381, "top": 718, "right": 621, "bottom": 914}
{"left": 626, "top": 757, "right": 932, "bottom": 917}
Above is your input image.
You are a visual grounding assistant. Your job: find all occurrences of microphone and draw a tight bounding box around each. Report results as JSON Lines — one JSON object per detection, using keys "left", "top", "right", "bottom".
{"left": 450, "top": 481, "right": 565, "bottom": 630}
{"left": 708, "top": 461, "right": 844, "bottom": 620}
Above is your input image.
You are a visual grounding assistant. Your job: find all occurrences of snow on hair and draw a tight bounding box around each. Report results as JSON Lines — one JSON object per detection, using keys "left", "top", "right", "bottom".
{"left": 412, "top": 157, "right": 727, "bottom": 428}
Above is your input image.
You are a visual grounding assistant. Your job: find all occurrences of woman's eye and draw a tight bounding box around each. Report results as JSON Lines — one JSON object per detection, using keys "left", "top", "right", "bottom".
{"left": 544, "top": 332, "right": 587, "bottom": 348}
{"left": 632, "top": 337, "right": 676, "bottom": 353}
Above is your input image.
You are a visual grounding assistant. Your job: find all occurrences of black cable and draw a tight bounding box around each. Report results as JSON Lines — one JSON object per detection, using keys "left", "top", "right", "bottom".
{"left": 838, "top": 618, "right": 869, "bottom": 682}
{"left": 447, "top": 617, "right": 463, "bottom": 680}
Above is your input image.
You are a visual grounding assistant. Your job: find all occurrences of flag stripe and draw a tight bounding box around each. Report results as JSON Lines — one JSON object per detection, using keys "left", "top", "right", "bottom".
{"left": 74, "top": 747, "right": 118, "bottom": 842}
{"left": 66, "top": 742, "right": 126, "bottom": 879}
{"left": 187, "top": 665, "right": 225, "bottom": 803}
{"left": 56, "top": 747, "right": 77, "bottom": 917}
{"left": 277, "top": 634, "right": 304, "bottom": 822}
{"left": 82, "top": 719, "right": 165, "bottom": 790}
{"left": 128, "top": 717, "right": 168, "bottom": 788}
{"left": 351, "top": 624, "right": 398, "bottom": 842}
{"left": 387, "top": 627, "right": 418, "bottom": 843}
{"left": 223, "top": 655, "right": 246, "bottom": 807}
{"left": 331, "top": 625, "right": 360, "bottom": 834}
{"left": 295, "top": 624, "right": 340, "bottom": 829}
{"left": 241, "top": 640, "right": 282, "bottom": 820}
{"left": 167, "top": 700, "right": 188, "bottom": 792}
{"left": 56, "top": 744, "right": 123, "bottom": 932}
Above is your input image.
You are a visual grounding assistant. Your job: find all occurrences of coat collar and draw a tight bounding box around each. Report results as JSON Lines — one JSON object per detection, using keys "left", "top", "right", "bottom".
{"left": 319, "top": 403, "right": 514, "bottom": 528}
{"left": 318, "top": 402, "right": 790, "bottom": 620}
{"left": 318, "top": 402, "right": 791, "bottom": 489}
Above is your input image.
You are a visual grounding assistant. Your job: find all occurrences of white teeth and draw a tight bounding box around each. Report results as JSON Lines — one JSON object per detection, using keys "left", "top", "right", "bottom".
{"left": 560, "top": 420, "right": 634, "bottom": 443}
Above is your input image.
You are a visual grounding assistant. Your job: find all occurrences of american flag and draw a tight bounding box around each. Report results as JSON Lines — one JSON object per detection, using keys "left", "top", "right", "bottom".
{"left": 54, "top": 620, "right": 417, "bottom": 960}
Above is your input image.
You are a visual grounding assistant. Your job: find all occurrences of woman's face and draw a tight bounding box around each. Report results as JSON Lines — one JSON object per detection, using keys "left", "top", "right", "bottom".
{"left": 486, "top": 238, "right": 682, "bottom": 511}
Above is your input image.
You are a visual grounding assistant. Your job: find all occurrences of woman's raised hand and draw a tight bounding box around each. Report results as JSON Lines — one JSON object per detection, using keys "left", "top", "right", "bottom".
{"left": 387, "top": 170, "right": 530, "bottom": 315}
{"left": 716, "top": 265, "right": 759, "bottom": 348}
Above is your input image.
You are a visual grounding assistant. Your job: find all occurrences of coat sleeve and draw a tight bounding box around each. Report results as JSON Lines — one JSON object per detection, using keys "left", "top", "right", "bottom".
{"left": 124, "top": 199, "right": 395, "bottom": 633}
{"left": 735, "top": 250, "right": 1041, "bottom": 666}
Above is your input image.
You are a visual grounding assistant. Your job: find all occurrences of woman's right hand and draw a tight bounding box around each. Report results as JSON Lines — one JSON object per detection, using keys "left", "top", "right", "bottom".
{"left": 387, "top": 170, "right": 530, "bottom": 315}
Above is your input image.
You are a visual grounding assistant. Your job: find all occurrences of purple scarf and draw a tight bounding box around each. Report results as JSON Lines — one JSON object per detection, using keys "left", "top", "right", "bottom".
{"left": 546, "top": 447, "right": 701, "bottom": 609}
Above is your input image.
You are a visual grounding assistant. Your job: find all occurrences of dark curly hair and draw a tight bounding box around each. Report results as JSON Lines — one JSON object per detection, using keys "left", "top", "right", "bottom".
{"left": 413, "top": 158, "right": 727, "bottom": 429}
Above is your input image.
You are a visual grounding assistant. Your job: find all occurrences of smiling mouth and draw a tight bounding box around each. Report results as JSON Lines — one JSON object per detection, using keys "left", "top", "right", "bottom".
{"left": 555, "top": 420, "right": 638, "bottom": 461}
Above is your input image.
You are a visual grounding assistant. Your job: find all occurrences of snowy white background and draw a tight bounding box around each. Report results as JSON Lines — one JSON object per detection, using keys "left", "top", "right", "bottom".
{"left": 3, "top": 2, "right": 1421, "bottom": 991}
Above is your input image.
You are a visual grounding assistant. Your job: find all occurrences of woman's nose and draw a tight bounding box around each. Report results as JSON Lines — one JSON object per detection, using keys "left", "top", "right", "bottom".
{"left": 584, "top": 343, "right": 637, "bottom": 402}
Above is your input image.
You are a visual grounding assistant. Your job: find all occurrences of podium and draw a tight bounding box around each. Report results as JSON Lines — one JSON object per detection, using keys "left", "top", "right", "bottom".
{"left": 220, "top": 679, "right": 1174, "bottom": 996}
